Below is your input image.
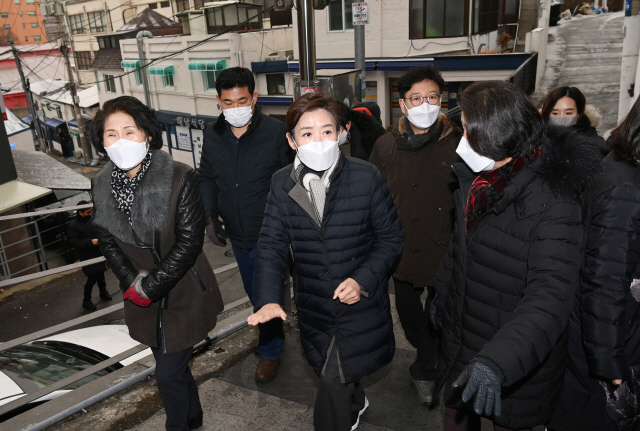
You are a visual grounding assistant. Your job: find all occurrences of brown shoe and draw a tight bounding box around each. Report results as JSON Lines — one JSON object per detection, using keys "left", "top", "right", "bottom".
{"left": 255, "top": 358, "right": 280, "bottom": 383}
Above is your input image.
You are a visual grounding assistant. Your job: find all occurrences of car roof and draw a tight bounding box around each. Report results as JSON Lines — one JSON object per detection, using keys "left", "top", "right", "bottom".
{"left": 0, "top": 370, "right": 24, "bottom": 403}
{"left": 33, "top": 325, "right": 147, "bottom": 365}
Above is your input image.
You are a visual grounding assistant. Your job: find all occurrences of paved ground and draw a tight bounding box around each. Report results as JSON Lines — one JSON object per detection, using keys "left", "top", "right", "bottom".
{"left": 532, "top": 11, "right": 625, "bottom": 136}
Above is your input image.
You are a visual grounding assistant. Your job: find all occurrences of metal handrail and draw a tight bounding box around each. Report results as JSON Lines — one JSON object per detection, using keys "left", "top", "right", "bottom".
{"left": 0, "top": 204, "right": 93, "bottom": 222}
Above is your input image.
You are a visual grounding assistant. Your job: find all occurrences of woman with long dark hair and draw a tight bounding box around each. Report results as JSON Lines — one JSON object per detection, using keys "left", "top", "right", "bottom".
{"left": 549, "top": 98, "right": 640, "bottom": 430}
{"left": 540, "top": 86, "right": 606, "bottom": 152}
{"left": 90, "top": 96, "right": 223, "bottom": 431}
{"left": 431, "top": 81, "right": 602, "bottom": 430}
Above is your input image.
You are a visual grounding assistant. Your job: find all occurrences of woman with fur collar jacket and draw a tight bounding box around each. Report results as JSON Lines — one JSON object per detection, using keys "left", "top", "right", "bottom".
{"left": 430, "top": 81, "right": 602, "bottom": 430}
{"left": 90, "top": 96, "right": 223, "bottom": 431}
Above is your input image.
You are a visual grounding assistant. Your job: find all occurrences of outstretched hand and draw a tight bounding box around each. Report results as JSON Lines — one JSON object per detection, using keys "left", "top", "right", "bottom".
{"left": 333, "top": 278, "right": 362, "bottom": 305}
{"left": 248, "top": 303, "right": 287, "bottom": 326}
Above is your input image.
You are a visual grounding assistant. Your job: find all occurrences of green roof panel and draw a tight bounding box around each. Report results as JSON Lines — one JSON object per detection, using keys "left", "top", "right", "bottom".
{"left": 187, "top": 59, "right": 226, "bottom": 71}
{"left": 149, "top": 65, "right": 174, "bottom": 76}
{"left": 121, "top": 60, "right": 141, "bottom": 69}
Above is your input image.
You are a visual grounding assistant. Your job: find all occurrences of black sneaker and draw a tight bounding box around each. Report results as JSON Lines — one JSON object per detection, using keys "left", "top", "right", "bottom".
{"left": 350, "top": 396, "right": 369, "bottom": 430}
{"left": 99, "top": 291, "right": 112, "bottom": 301}
{"left": 188, "top": 410, "right": 203, "bottom": 430}
{"left": 82, "top": 300, "right": 97, "bottom": 311}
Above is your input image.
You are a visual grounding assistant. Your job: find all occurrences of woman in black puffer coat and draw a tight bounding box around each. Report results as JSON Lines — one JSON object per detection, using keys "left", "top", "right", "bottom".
{"left": 248, "top": 93, "right": 403, "bottom": 431}
{"left": 431, "top": 81, "right": 602, "bottom": 431}
{"left": 549, "top": 97, "right": 640, "bottom": 431}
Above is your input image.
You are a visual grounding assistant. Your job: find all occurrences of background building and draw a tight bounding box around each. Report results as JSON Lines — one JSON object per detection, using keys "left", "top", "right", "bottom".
{"left": 0, "top": 0, "right": 49, "bottom": 45}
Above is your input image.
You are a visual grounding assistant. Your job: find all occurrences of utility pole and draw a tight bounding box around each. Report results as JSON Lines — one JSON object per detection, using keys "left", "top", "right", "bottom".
{"left": 297, "top": 0, "right": 316, "bottom": 85}
{"left": 11, "top": 43, "right": 42, "bottom": 151}
{"left": 56, "top": 7, "right": 91, "bottom": 165}
{"left": 618, "top": 0, "right": 640, "bottom": 120}
{"left": 352, "top": 2, "right": 369, "bottom": 103}
{"left": 136, "top": 31, "right": 153, "bottom": 108}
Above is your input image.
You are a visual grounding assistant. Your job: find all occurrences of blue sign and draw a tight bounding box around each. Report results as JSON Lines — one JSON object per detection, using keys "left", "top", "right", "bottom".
{"left": 626, "top": 0, "right": 632, "bottom": 16}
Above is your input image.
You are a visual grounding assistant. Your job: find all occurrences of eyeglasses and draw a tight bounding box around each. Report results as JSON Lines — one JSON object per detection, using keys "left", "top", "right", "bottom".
{"left": 404, "top": 95, "right": 441, "bottom": 107}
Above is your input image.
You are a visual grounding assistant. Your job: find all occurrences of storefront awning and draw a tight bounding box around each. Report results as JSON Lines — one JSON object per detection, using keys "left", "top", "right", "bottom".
{"left": 149, "top": 65, "right": 174, "bottom": 76}
{"left": 68, "top": 117, "right": 90, "bottom": 128}
{"left": 121, "top": 60, "right": 141, "bottom": 69}
{"left": 43, "top": 118, "right": 64, "bottom": 129}
{"left": 187, "top": 60, "right": 226, "bottom": 71}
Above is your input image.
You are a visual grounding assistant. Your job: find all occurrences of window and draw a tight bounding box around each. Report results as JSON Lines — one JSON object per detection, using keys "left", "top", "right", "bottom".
{"left": 328, "top": 0, "right": 354, "bottom": 31}
{"left": 19, "top": 11, "right": 22, "bottom": 16}
{"left": 160, "top": 1, "right": 170, "bottom": 7}
{"left": 87, "top": 11, "right": 107, "bottom": 33}
{"left": 176, "top": 0, "right": 189, "bottom": 13}
{"left": 26, "top": 0, "right": 35, "bottom": 4}
{"left": 25, "top": 36, "right": 28, "bottom": 41}
{"left": 163, "top": 72, "right": 174, "bottom": 88}
{"left": 28, "top": 11, "right": 35, "bottom": 16}
{"left": 34, "top": 35, "right": 40, "bottom": 41}
{"left": 30, "top": 22, "right": 38, "bottom": 28}
{"left": 22, "top": 23, "right": 25, "bottom": 28}
{"left": 3, "top": 24, "right": 10, "bottom": 29}
{"left": 473, "top": 0, "right": 500, "bottom": 34}
{"left": 267, "top": 73, "right": 286, "bottom": 95}
{"left": 202, "top": 71, "right": 218, "bottom": 92}
{"left": 14, "top": 0, "right": 19, "bottom": 4}
{"left": 105, "top": 74, "right": 116, "bottom": 93}
{"left": 75, "top": 52, "right": 92, "bottom": 70}
{"left": 1, "top": 13, "right": 7, "bottom": 18}
{"left": 149, "top": 2, "right": 158, "bottom": 9}
{"left": 410, "top": 0, "right": 467, "bottom": 38}
{"left": 98, "top": 35, "right": 119, "bottom": 49}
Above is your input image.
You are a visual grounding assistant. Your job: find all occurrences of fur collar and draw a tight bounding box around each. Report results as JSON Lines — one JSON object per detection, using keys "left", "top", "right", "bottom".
{"left": 92, "top": 149, "right": 174, "bottom": 245}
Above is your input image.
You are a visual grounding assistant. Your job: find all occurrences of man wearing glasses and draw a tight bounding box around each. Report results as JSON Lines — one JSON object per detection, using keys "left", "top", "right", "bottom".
{"left": 370, "top": 66, "right": 462, "bottom": 407}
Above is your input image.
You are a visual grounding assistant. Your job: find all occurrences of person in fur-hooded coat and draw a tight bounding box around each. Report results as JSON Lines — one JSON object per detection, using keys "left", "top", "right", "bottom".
{"left": 431, "top": 81, "right": 602, "bottom": 430}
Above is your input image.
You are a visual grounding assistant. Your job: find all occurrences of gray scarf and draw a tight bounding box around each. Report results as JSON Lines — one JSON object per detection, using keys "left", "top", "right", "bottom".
{"left": 294, "top": 157, "right": 337, "bottom": 225}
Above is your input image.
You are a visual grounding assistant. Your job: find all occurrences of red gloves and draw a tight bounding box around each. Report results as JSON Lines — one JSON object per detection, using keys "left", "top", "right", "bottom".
{"left": 124, "top": 286, "right": 152, "bottom": 307}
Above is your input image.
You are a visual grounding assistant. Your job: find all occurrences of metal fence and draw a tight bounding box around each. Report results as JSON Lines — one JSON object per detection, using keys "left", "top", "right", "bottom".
{"left": 508, "top": 52, "right": 539, "bottom": 95}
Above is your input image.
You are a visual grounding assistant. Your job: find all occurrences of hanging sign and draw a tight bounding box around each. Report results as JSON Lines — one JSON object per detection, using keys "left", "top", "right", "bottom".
{"left": 352, "top": 2, "right": 369, "bottom": 25}
{"left": 175, "top": 126, "right": 192, "bottom": 151}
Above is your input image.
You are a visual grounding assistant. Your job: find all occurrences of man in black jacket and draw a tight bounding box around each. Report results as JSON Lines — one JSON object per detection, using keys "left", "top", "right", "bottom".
{"left": 199, "top": 67, "right": 291, "bottom": 382}
{"left": 67, "top": 201, "right": 111, "bottom": 311}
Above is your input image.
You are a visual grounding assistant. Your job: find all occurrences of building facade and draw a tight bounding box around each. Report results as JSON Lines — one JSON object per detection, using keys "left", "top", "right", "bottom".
{"left": 0, "top": 0, "right": 49, "bottom": 45}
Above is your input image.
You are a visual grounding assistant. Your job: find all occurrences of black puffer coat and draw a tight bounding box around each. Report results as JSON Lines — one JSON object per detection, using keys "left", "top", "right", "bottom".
{"left": 198, "top": 108, "right": 291, "bottom": 244}
{"left": 67, "top": 214, "right": 106, "bottom": 276}
{"left": 434, "top": 128, "right": 602, "bottom": 429}
{"left": 549, "top": 150, "right": 640, "bottom": 431}
{"left": 254, "top": 155, "right": 404, "bottom": 383}
{"left": 93, "top": 149, "right": 223, "bottom": 354}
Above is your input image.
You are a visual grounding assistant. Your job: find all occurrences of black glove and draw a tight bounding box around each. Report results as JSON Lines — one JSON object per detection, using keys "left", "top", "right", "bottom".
{"left": 452, "top": 361, "right": 502, "bottom": 417}
{"left": 430, "top": 292, "right": 445, "bottom": 330}
{"left": 205, "top": 217, "right": 228, "bottom": 247}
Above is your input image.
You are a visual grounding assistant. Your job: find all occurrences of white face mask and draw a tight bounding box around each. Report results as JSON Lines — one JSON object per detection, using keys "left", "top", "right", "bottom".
{"left": 456, "top": 136, "right": 495, "bottom": 172}
{"left": 403, "top": 100, "right": 440, "bottom": 129}
{"left": 294, "top": 138, "right": 340, "bottom": 172}
{"left": 223, "top": 104, "right": 253, "bottom": 128}
{"left": 548, "top": 116, "right": 578, "bottom": 127}
{"left": 105, "top": 138, "right": 148, "bottom": 171}
{"left": 338, "top": 129, "right": 348, "bottom": 146}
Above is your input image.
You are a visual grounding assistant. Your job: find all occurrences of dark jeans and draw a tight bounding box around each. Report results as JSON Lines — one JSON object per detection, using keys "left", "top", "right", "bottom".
{"left": 84, "top": 271, "right": 107, "bottom": 301}
{"left": 232, "top": 244, "right": 284, "bottom": 360}
{"left": 393, "top": 277, "right": 440, "bottom": 381}
{"left": 445, "top": 407, "right": 532, "bottom": 431}
{"left": 151, "top": 347, "right": 202, "bottom": 431}
{"left": 314, "top": 342, "right": 366, "bottom": 431}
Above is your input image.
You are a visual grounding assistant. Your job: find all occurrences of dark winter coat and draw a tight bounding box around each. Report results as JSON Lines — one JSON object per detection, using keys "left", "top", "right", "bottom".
{"left": 67, "top": 214, "right": 106, "bottom": 276}
{"left": 347, "top": 109, "right": 387, "bottom": 161}
{"left": 370, "top": 114, "right": 462, "bottom": 287}
{"left": 433, "top": 128, "right": 602, "bottom": 429}
{"left": 198, "top": 107, "right": 291, "bottom": 245}
{"left": 254, "top": 155, "right": 404, "bottom": 383}
{"left": 549, "top": 150, "right": 640, "bottom": 431}
{"left": 92, "top": 149, "right": 223, "bottom": 354}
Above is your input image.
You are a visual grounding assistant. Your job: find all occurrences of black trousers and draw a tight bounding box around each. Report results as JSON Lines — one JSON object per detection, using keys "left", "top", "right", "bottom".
{"left": 313, "top": 342, "right": 366, "bottom": 431}
{"left": 84, "top": 271, "right": 107, "bottom": 301}
{"left": 151, "top": 347, "right": 202, "bottom": 431}
{"left": 393, "top": 277, "right": 440, "bottom": 381}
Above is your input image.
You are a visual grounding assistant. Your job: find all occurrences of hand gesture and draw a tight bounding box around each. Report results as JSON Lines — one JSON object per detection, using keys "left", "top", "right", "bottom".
{"left": 92, "top": 239, "right": 99, "bottom": 245}
{"left": 333, "top": 278, "right": 362, "bottom": 305}
{"left": 248, "top": 303, "right": 287, "bottom": 326}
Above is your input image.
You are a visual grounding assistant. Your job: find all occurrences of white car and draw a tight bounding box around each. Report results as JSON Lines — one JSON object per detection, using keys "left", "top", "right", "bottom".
{"left": 0, "top": 325, "right": 150, "bottom": 420}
